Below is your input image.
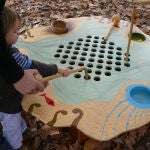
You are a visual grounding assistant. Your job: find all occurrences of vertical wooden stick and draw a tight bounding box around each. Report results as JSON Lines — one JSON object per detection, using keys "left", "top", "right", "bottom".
{"left": 84, "top": 68, "right": 89, "bottom": 80}
{"left": 125, "top": 6, "right": 135, "bottom": 61}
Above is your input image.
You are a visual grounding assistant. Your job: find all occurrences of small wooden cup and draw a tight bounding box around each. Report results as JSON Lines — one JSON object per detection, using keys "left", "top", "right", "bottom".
{"left": 51, "top": 20, "right": 68, "bottom": 34}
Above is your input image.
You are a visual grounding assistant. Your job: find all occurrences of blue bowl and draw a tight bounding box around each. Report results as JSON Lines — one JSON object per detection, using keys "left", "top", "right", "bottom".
{"left": 126, "top": 84, "right": 150, "bottom": 108}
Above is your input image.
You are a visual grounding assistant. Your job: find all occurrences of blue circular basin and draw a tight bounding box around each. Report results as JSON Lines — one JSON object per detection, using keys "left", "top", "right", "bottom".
{"left": 126, "top": 85, "right": 150, "bottom": 108}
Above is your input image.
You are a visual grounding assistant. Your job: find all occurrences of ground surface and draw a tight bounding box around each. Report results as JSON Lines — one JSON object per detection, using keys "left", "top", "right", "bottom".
{"left": 5, "top": 0, "right": 150, "bottom": 150}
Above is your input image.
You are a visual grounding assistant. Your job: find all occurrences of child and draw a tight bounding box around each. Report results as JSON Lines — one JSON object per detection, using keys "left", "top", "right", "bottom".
{"left": 0, "top": 0, "right": 46, "bottom": 96}
{"left": 0, "top": 6, "right": 71, "bottom": 150}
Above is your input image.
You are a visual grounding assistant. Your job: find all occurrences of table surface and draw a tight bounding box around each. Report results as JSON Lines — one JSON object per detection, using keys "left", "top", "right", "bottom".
{"left": 19, "top": 16, "right": 150, "bottom": 141}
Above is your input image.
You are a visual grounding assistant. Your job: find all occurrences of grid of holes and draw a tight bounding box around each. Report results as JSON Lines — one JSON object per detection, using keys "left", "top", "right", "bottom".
{"left": 54, "top": 35, "right": 131, "bottom": 81}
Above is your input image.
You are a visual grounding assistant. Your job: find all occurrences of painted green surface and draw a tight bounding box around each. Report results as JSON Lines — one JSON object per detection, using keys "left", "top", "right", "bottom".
{"left": 16, "top": 19, "right": 150, "bottom": 104}
{"left": 131, "top": 32, "right": 146, "bottom": 42}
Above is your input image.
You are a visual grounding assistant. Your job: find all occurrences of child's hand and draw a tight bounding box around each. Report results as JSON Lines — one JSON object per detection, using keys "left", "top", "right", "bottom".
{"left": 58, "top": 68, "right": 71, "bottom": 77}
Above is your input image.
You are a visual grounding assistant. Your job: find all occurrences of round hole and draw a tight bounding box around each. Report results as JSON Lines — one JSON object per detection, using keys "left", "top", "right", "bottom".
{"left": 94, "top": 36, "right": 99, "bottom": 39}
{"left": 92, "top": 44, "right": 97, "bottom": 47}
{"left": 91, "top": 48, "right": 97, "bottom": 52}
{"left": 78, "top": 38, "right": 83, "bottom": 41}
{"left": 78, "top": 62, "right": 84, "bottom": 66}
{"left": 90, "top": 53, "right": 96, "bottom": 57}
{"left": 124, "top": 62, "right": 130, "bottom": 67}
{"left": 84, "top": 43, "right": 90, "bottom": 47}
{"left": 100, "top": 45, "right": 106, "bottom": 49}
{"left": 69, "top": 42, "right": 74, "bottom": 45}
{"left": 73, "top": 51, "right": 79, "bottom": 55}
{"left": 116, "top": 52, "right": 122, "bottom": 56}
{"left": 62, "top": 55, "right": 68, "bottom": 59}
{"left": 106, "top": 66, "right": 112, "bottom": 70}
{"left": 96, "top": 64, "right": 103, "bottom": 69}
{"left": 87, "top": 35, "right": 92, "bottom": 38}
{"left": 60, "top": 60, "right": 66, "bottom": 64}
{"left": 86, "top": 39, "right": 91, "bottom": 42}
{"left": 106, "top": 60, "right": 112, "bottom": 64}
{"left": 116, "top": 47, "right": 122, "bottom": 51}
{"left": 76, "top": 42, "right": 82, "bottom": 46}
{"left": 80, "top": 57, "right": 86, "bottom": 61}
{"left": 115, "top": 61, "right": 121, "bottom": 66}
{"left": 98, "top": 54, "right": 104, "bottom": 58}
{"left": 69, "top": 61, "right": 75, "bottom": 65}
{"left": 93, "top": 40, "right": 98, "bottom": 43}
{"left": 108, "top": 46, "right": 114, "bottom": 50}
{"left": 105, "top": 71, "right": 111, "bottom": 76}
{"left": 116, "top": 57, "right": 122, "bottom": 60}
{"left": 87, "top": 68, "right": 92, "bottom": 73}
{"left": 84, "top": 75, "right": 91, "bottom": 80}
{"left": 67, "top": 46, "right": 72, "bottom": 49}
{"left": 83, "top": 47, "right": 88, "bottom": 51}
{"left": 65, "top": 50, "right": 70, "bottom": 54}
{"left": 97, "top": 59, "right": 103, "bottom": 63}
{"left": 107, "top": 55, "right": 113, "bottom": 59}
{"left": 71, "top": 56, "right": 77, "bottom": 60}
{"left": 115, "top": 67, "right": 121, "bottom": 71}
{"left": 95, "top": 70, "right": 101, "bottom": 75}
{"left": 109, "top": 42, "right": 114, "bottom": 45}
{"left": 99, "top": 50, "right": 105, "bottom": 53}
{"left": 68, "top": 66, "right": 74, "bottom": 69}
{"left": 124, "top": 53, "right": 130, "bottom": 56}
{"left": 108, "top": 51, "right": 113, "bottom": 54}
{"left": 54, "top": 54, "right": 60, "bottom": 58}
{"left": 74, "top": 73, "right": 81, "bottom": 78}
{"left": 57, "top": 49, "right": 62, "bottom": 53}
{"left": 101, "top": 41, "right": 106, "bottom": 44}
{"left": 87, "top": 63, "right": 93, "bottom": 68}
{"left": 59, "top": 45, "right": 64, "bottom": 48}
{"left": 94, "top": 76, "right": 100, "bottom": 81}
{"left": 124, "top": 57, "right": 130, "bottom": 61}
{"left": 81, "top": 52, "right": 87, "bottom": 56}
{"left": 88, "top": 58, "right": 94, "bottom": 62}
{"left": 75, "top": 47, "right": 80, "bottom": 50}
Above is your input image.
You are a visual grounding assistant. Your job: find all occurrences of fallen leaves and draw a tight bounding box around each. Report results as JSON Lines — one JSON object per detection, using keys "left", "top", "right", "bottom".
{"left": 6, "top": 0, "right": 150, "bottom": 35}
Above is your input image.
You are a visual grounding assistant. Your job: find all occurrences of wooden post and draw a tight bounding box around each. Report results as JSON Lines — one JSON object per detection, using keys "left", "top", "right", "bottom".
{"left": 125, "top": 6, "right": 135, "bottom": 61}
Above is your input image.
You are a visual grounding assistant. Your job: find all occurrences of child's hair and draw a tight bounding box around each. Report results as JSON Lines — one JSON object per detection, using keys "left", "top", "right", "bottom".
{"left": 1, "top": 6, "right": 19, "bottom": 34}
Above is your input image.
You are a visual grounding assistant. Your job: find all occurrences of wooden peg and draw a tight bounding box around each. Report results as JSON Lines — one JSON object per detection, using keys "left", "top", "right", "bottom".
{"left": 104, "top": 14, "right": 121, "bottom": 41}
{"left": 125, "top": 6, "right": 135, "bottom": 61}
{"left": 36, "top": 66, "right": 89, "bottom": 84}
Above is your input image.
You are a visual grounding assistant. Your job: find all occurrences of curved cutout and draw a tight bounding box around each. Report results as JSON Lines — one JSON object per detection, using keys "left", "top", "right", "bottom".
{"left": 47, "top": 110, "right": 68, "bottom": 126}
{"left": 28, "top": 103, "right": 41, "bottom": 113}
{"left": 71, "top": 108, "right": 83, "bottom": 127}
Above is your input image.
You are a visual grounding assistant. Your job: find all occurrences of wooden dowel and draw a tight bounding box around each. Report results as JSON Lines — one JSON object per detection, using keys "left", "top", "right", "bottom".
{"left": 133, "top": 0, "right": 150, "bottom": 4}
{"left": 125, "top": 6, "right": 135, "bottom": 61}
{"left": 104, "top": 22, "right": 115, "bottom": 41}
{"left": 36, "top": 66, "right": 88, "bottom": 83}
{"left": 104, "top": 14, "right": 121, "bottom": 42}
{"left": 84, "top": 68, "right": 89, "bottom": 80}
